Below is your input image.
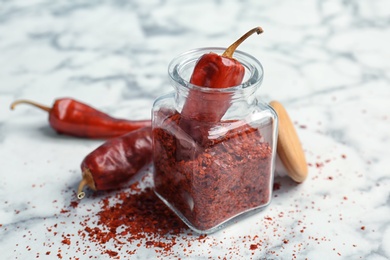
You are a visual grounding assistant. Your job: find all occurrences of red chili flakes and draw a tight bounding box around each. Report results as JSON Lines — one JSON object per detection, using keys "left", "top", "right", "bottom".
{"left": 70, "top": 200, "right": 79, "bottom": 208}
{"left": 341, "top": 154, "right": 347, "bottom": 159}
{"left": 273, "top": 182, "right": 281, "bottom": 191}
{"left": 153, "top": 113, "right": 273, "bottom": 231}
{"left": 105, "top": 250, "right": 118, "bottom": 257}
{"left": 250, "top": 244, "right": 258, "bottom": 250}
{"left": 61, "top": 238, "right": 71, "bottom": 245}
{"left": 316, "top": 162, "right": 324, "bottom": 168}
{"left": 283, "top": 239, "right": 289, "bottom": 244}
{"left": 80, "top": 187, "right": 187, "bottom": 257}
{"left": 196, "top": 234, "right": 207, "bottom": 242}
{"left": 145, "top": 241, "right": 154, "bottom": 247}
{"left": 60, "top": 209, "right": 69, "bottom": 214}
{"left": 361, "top": 226, "right": 365, "bottom": 230}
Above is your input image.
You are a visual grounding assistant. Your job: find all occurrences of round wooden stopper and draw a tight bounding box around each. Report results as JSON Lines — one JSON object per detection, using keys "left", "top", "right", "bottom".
{"left": 270, "top": 100, "right": 308, "bottom": 183}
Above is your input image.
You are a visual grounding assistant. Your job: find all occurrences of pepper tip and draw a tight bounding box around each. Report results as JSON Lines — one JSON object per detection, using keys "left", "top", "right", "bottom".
{"left": 222, "top": 26, "right": 264, "bottom": 58}
{"left": 77, "top": 175, "right": 89, "bottom": 200}
{"left": 77, "top": 192, "right": 86, "bottom": 200}
{"left": 77, "top": 168, "right": 96, "bottom": 200}
{"left": 10, "top": 101, "right": 17, "bottom": 110}
{"left": 9, "top": 99, "right": 51, "bottom": 112}
{"left": 256, "top": 26, "right": 264, "bottom": 34}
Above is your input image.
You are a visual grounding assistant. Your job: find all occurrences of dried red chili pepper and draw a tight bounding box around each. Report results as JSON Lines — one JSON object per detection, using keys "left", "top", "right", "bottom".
{"left": 77, "top": 126, "right": 153, "bottom": 199}
{"left": 10, "top": 98, "right": 151, "bottom": 138}
{"left": 179, "top": 27, "right": 263, "bottom": 142}
{"left": 189, "top": 26, "right": 263, "bottom": 89}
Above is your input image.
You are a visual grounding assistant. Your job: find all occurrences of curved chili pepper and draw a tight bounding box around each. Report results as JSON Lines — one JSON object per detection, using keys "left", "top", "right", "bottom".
{"left": 10, "top": 98, "right": 151, "bottom": 138}
{"left": 77, "top": 126, "right": 153, "bottom": 199}
{"left": 179, "top": 27, "right": 263, "bottom": 144}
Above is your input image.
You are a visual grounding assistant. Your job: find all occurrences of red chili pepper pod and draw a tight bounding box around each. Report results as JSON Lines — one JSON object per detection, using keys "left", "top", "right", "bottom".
{"left": 10, "top": 98, "right": 151, "bottom": 138}
{"left": 77, "top": 126, "right": 153, "bottom": 199}
{"left": 179, "top": 27, "right": 263, "bottom": 144}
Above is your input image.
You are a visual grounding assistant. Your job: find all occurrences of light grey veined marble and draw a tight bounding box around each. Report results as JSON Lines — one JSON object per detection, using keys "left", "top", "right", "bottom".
{"left": 1, "top": 0, "right": 389, "bottom": 259}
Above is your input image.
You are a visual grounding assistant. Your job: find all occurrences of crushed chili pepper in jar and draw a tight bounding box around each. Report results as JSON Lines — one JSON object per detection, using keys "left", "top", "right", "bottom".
{"left": 153, "top": 112, "right": 274, "bottom": 232}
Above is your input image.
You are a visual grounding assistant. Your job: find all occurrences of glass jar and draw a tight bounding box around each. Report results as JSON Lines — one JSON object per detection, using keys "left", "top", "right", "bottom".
{"left": 152, "top": 48, "right": 278, "bottom": 234}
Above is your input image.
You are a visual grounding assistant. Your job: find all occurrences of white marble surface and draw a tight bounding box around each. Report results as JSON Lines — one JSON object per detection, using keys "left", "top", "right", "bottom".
{"left": 1, "top": 0, "right": 389, "bottom": 259}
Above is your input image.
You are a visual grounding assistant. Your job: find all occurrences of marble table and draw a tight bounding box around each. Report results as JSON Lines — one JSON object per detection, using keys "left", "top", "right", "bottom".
{"left": 1, "top": 0, "right": 389, "bottom": 259}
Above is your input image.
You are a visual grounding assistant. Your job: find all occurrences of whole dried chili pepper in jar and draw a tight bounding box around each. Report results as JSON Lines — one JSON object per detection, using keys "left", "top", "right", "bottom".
{"left": 77, "top": 126, "right": 153, "bottom": 199}
{"left": 10, "top": 98, "right": 151, "bottom": 138}
{"left": 179, "top": 27, "right": 263, "bottom": 144}
{"left": 152, "top": 27, "right": 279, "bottom": 234}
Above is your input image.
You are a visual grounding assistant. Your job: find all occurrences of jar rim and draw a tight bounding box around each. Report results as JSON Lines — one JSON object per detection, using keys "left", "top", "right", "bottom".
{"left": 168, "top": 47, "right": 264, "bottom": 94}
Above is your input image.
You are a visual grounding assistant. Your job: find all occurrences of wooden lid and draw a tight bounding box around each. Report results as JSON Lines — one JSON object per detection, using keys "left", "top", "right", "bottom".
{"left": 270, "top": 101, "right": 308, "bottom": 183}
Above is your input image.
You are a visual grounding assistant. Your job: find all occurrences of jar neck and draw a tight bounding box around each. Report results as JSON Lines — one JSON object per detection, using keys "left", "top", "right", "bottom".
{"left": 169, "top": 48, "right": 264, "bottom": 118}
{"left": 174, "top": 82, "right": 259, "bottom": 104}
{"left": 168, "top": 48, "right": 263, "bottom": 100}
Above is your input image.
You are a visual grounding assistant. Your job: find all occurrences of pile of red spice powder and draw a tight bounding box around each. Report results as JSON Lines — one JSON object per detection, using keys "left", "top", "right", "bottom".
{"left": 78, "top": 182, "right": 191, "bottom": 257}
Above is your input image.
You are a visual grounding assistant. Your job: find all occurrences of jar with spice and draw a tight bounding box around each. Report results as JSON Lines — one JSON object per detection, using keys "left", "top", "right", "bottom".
{"left": 152, "top": 47, "right": 278, "bottom": 234}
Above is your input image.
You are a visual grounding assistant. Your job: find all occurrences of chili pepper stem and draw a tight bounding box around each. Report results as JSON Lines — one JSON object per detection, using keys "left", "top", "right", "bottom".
{"left": 77, "top": 181, "right": 87, "bottom": 200}
{"left": 222, "top": 26, "right": 263, "bottom": 58}
{"left": 77, "top": 168, "right": 96, "bottom": 199}
{"left": 10, "top": 99, "right": 51, "bottom": 112}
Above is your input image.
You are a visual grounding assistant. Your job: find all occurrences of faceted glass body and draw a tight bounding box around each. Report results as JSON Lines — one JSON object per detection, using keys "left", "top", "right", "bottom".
{"left": 152, "top": 48, "right": 278, "bottom": 234}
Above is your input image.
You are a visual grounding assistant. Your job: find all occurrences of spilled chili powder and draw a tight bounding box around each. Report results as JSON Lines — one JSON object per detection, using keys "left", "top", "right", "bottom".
{"left": 153, "top": 112, "right": 273, "bottom": 231}
{"left": 79, "top": 185, "right": 188, "bottom": 257}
